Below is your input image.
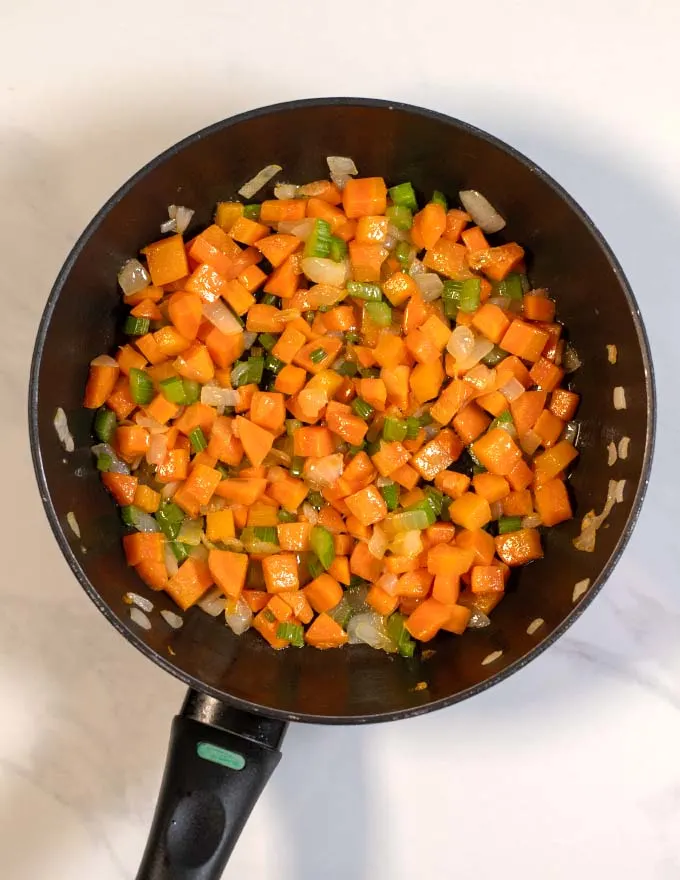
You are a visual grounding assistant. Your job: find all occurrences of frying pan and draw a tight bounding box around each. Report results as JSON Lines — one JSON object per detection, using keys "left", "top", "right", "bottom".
{"left": 29, "top": 98, "right": 655, "bottom": 879}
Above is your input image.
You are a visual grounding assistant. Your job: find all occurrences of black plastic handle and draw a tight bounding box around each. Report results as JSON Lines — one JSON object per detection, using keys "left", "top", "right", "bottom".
{"left": 136, "top": 689, "right": 288, "bottom": 880}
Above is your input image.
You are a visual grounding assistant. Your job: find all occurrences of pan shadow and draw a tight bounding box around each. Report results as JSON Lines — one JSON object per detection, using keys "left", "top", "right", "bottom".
{"left": 1, "top": 81, "right": 676, "bottom": 880}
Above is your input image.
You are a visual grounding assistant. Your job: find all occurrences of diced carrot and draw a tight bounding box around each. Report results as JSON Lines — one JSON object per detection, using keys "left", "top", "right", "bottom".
{"left": 442, "top": 209, "right": 470, "bottom": 242}
{"left": 419, "top": 314, "right": 451, "bottom": 351}
{"left": 175, "top": 403, "right": 217, "bottom": 436}
{"left": 343, "top": 451, "right": 376, "bottom": 488}
{"left": 102, "top": 471, "right": 138, "bottom": 506}
{"left": 304, "top": 573, "right": 343, "bottom": 613}
{"left": 190, "top": 225, "right": 242, "bottom": 273}
{"left": 422, "top": 239, "right": 473, "bottom": 280}
{"left": 472, "top": 472, "right": 510, "bottom": 503}
{"left": 293, "top": 337, "right": 343, "bottom": 374}
{"left": 497, "top": 355, "right": 532, "bottom": 389}
{"left": 500, "top": 319, "right": 550, "bottom": 363}
{"left": 549, "top": 388, "right": 580, "bottom": 422}
{"left": 179, "top": 463, "right": 221, "bottom": 508}
{"left": 345, "top": 485, "right": 387, "bottom": 526}
{"left": 245, "top": 304, "right": 282, "bottom": 333}
{"left": 427, "top": 543, "right": 475, "bottom": 576}
{"left": 391, "top": 463, "right": 420, "bottom": 491}
{"left": 173, "top": 342, "right": 215, "bottom": 384}
{"left": 354, "top": 215, "right": 389, "bottom": 244}
{"left": 207, "top": 417, "right": 244, "bottom": 466}
{"left": 471, "top": 565, "right": 505, "bottom": 594}
{"left": 342, "top": 177, "right": 388, "bottom": 218}
{"left": 537, "top": 321, "right": 563, "bottom": 362}
{"left": 327, "top": 555, "right": 351, "bottom": 586}
{"left": 382, "top": 271, "right": 418, "bottom": 307}
{"left": 403, "top": 290, "right": 429, "bottom": 334}
{"left": 166, "top": 558, "right": 213, "bottom": 610}
{"left": 529, "top": 357, "right": 565, "bottom": 393}
{"left": 116, "top": 344, "right": 147, "bottom": 376}
{"left": 441, "top": 604, "right": 472, "bottom": 634}
{"left": 350, "top": 541, "right": 382, "bottom": 582}
{"left": 272, "top": 325, "right": 307, "bottom": 364}
{"left": 534, "top": 440, "right": 579, "bottom": 485}
{"left": 507, "top": 458, "right": 534, "bottom": 491}
{"left": 349, "top": 241, "right": 389, "bottom": 283}
{"left": 156, "top": 448, "right": 189, "bottom": 483}
{"left": 249, "top": 391, "right": 286, "bottom": 434}
{"left": 215, "top": 202, "right": 244, "bottom": 232}
{"left": 326, "top": 408, "right": 368, "bottom": 446}
{"left": 135, "top": 559, "right": 169, "bottom": 591}
{"left": 405, "top": 597, "right": 452, "bottom": 641}
{"left": 398, "top": 596, "right": 425, "bottom": 615}
{"left": 411, "top": 203, "right": 447, "bottom": 250}
{"left": 432, "top": 573, "right": 461, "bottom": 605}
{"left": 452, "top": 402, "right": 491, "bottom": 444}
{"left": 84, "top": 361, "right": 119, "bottom": 409}
{"left": 502, "top": 490, "right": 533, "bottom": 517}
{"left": 279, "top": 590, "right": 314, "bottom": 624}
{"left": 133, "top": 484, "right": 161, "bottom": 514}
{"left": 153, "top": 326, "right": 192, "bottom": 358}
{"left": 235, "top": 384, "right": 257, "bottom": 413}
{"left": 471, "top": 428, "right": 522, "bottom": 476}
{"left": 430, "top": 379, "right": 474, "bottom": 425}
{"left": 358, "top": 377, "right": 387, "bottom": 412}
{"left": 366, "top": 583, "right": 399, "bottom": 616}
{"left": 426, "top": 522, "right": 456, "bottom": 546}
{"left": 207, "top": 549, "right": 248, "bottom": 599}
{"left": 268, "top": 476, "right": 308, "bottom": 512}
{"left": 262, "top": 553, "right": 300, "bottom": 594}
{"left": 246, "top": 501, "right": 278, "bottom": 527}
{"left": 115, "top": 425, "right": 150, "bottom": 460}
{"left": 534, "top": 478, "right": 573, "bottom": 527}
{"left": 229, "top": 216, "right": 269, "bottom": 246}
{"left": 277, "top": 522, "right": 312, "bottom": 551}
{"left": 371, "top": 441, "right": 410, "bottom": 478}
{"left": 394, "top": 570, "right": 433, "bottom": 598}
{"left": 510, "top": 390, "right": 547, "bottom": 437}
{"left": 142, "top": 234, "right": 189, "bottom": 286}
{"left": 259, "top": 199, "right": 307, "bottom": 224}
{"left": 471, "top": 303, "right": 511, "bottom": 344}
{"left": 206, "top": 509, "right": 236, "bottom": 543}
{"left": 124, "top": 285, "right": 164, "bottom": 307}
{"left": 405, "top": 328, "right": 440, "bottom": 365}
{"left": 255, "top": 234, "right": 301, "bottom": 268}
{"left": 204, "top": 326, "right": 245, "bottom": 369}
{"left": 234, "top": 416, "right": 274, "bottom": 468}
{"left": 455, "top": 529, "right": 495, "bottom": 566}
{"left": 242, "top": 590, "right": 269, "bottom": 613}
{"left": 293, "top": 426, "right": 333, "bottom": 458}
{"left": 461, "top": 226, "right": 489, "bottom": 251}
{"left": 237, "top": 264, "right": 268, "bottom": 294}
{"left": 411, "top": 429, "right": 464, "bottom": 480}
{"left": 447, "top": 492, "right": 493, "bottom": 530}
{"left": 523, "top": 292, "right": 556, "bottom": 322}
{"left": 475, "top": 390, "right": 508, "bottom": 418}
{"left": 252, "top": 609, "right": 289, "bottom": 650}
{"left": 468, "top": 243, "right": 524, "bottom": 281}
{"left": 274, "top": 364, "right": 307, "bottom": 396}
{"left": 215, "top": 478, "right": 267, "bottom": 505}
{"left": 305, "top": 613, "right": 348, "bottom": 649}
{"left": 123, "top": 531, "right": 163, "bottom": 566}
{"left": 144, "top": 394, "right": 179, "bottom": 426}
{"left": 434, "top": 471, "right": 471, "bottom": 499}
{"left": 373, "top": 333, "right": 408, "bottom": 370}
{"left": 533, "top": 409, "right": 564, "bottom": 448}
{"left": 494, "top": 528, "right": 543, "bottom": 566}
{"left": 299, "top": 179, "right": 343, "bottom": 204}
{"left": 135, "top": 333, "right": 166, "bottom": 366}
{"left": 384, "top": 555, "right": 419, "bottom": 574}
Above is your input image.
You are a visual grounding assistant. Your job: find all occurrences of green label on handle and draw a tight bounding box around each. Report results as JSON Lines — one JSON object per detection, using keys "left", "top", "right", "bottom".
{"left": 197, "top": 742, "right": 246, "bottom": 771}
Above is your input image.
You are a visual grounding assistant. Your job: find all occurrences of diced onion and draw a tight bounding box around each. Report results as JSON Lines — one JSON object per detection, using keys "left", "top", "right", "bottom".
{"left": 129, "top": 607, "right": 152, "bottom": 630}
{"left": 164, "top": 543, "right": 179, "bottom": 578}
{"left": 201, "top": 384, "right": 240, "bottom": 412}
{"left": 189, "top": 544, "right": 209, "bottom": 562}
{"left": 452, "top": 337, "right": 495, "bottom": 372}
{"left": 378, "top": 573, "right": 399, "bottom": 596}
{"left": 66, "top": 511, "right": 81, "bottom": 538}
{"left": 368, "top": 524, "right": 388, "bottom": 559}
{"left": 54, "top": 407, "right": 75, "bottom": 452}
{"left": 274, "top": 183, "right": 299, "bottom": 200}
{"left": 298, "top": 388, "right": 328, "bottom": 420}
{"left": 135, "top": 413, "right": 168, "bottom": 434}
{"left": 463, "top": 363, "right": 495, "bottom": 392}
{"left": 147, "top": 433, "right": 169, "bottom": 467}
{"left": 301, "top": 257, "right": 349, "bottom": 286}
{"left": 161, "top": 481, "right": 181, "bottom": 499}
{"left": 160, "top": 219, "right": 176, "bottom": 234}
{"left": 263, "top": 448, "right": 292, "bottom": 467}
{"left": 488, "top": 296, "right": 511, "bottom": 309}
{"left": 414, "top": 273, "right": 444, "bottom": 302}
{"left": 467, "top": 610, "right": 491, "bottom": 629}
{"left": 129, "top": 508, "right": 161, "bottom": 533}
{"left": 302, "top": 503, "right": 319, "bottom": 525}
{"left": 238, "top": 164, "right": 282, "bottom": 199}
{"left": 562, "top": 421, "right": 579, "bottom": 445}
{"left": 458, "top": 190, "right": 506, "bottom": 233}
{"left": 389, "top": 529, "right": 423, "bottom": 558}
{"left": 615, "top": 479, "right": 626, "bottom": 504}
{"left": 521, "top": 513, "right": 542, "bottom": 529}
{"left": 481, "top": 649, "right": 504, "bottom": 666}
{"left": 572, "top": 578, "right": 591, "bottom": 602}
{"left": 618, "top": 436, "right": 630, "bottom": 460}
{"left": 91, "top": 443, "right": 130, "bottom": 474}
{"left": 177, "top": 519, "right": 202, "bottom": 546}
{"left": 170, "top": 204, "right": 194, "bottom": 234}
{"left": 307, "top": 284, "right": 347, "bottom": 308}
{"left": 408, "top": 258, "right": 427, "bottom": 277}
{"left": 278, "top": 218, "right": 315, "bottom": 239}
{"left": 304, "top": 453, "right": 343, "bottom": 489}
{"left": 499, "top": 377, "right": 525, "bottom": 402}
{"left": 202, "top": 300, "right": 243, "bottom": 335}
{"left": 327, "top": 156, "right": 358, "bottom": 189}
{"left": 347, "top": 612, "right": 396, "bottom": 652}
{"left": 607, "top": 344, "right": 618, "bottom": 364}
{"left": 573, "top": 479, "right": 620, "bottom": 552}
{"left": 446, "top": 326, "right": 475, "bottom": 360}
{"left": 118, "top": 259, "right": 150, "bottom": 296}
{"left": 124, "top": 591, "right": 154, "bottom": 613}
{"left": 520, "top": 429, "right": 542, "bottom": 457}
{"left": 613, "top": 386, "right": 627, "bottom": 410}
{"left": 607, "top": 441, "right": 618, "bottom": 467}
{"left": 91, "top": 354, "right": 118, "bottom": 368}
{"left": 563, "top": 344, "right": 582, "bottom": 373}
{"left": 243, "top": 331, "right": 258, "bottom": 349}
{"left": 225, "top": 597, "right": 253, "bottom": 635}
{"left": 526, "top": 618, "right": 544, "bottom": 635}
{"left": 197, "top": 587, "right": 226, "bottom": 617}
{"left": 161, "top": 609, "right": 184, "bottom": 629}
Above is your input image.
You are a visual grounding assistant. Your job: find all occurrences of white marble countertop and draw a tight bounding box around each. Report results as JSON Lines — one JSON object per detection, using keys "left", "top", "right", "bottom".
{"left": 2, "top": 2, "right": 679, "bottom": 878}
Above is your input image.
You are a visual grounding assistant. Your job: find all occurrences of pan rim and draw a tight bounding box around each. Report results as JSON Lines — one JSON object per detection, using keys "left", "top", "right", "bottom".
{"left": 28, "top": 96, "right": 656, "bottom": 725}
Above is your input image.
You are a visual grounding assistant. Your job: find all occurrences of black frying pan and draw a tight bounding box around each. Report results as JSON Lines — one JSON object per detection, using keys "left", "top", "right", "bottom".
{"left": 29, "top": 98, "right": 655, "bottom": 880}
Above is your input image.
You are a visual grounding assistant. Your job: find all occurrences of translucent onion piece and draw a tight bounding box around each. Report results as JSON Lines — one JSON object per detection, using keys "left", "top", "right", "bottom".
{"left": 613, "top": 386, "right": 627, "bottom": 410}
{"left": 160, "top": 219, "right": 176, "bottom": 234}
{"left": 201, "top": 384, "right": 240, "bottom": 411}
{"left": 487, "top": 296, "right": 511, "bottom": 309}
{"left": 263, "top": 447, "right": 292, "bottom": 468}
{"left": 238, "top": 164, "right": 282, "bottom": 199}
{"left": 446, "top": 326, "right": 475, "bottom": 360}
{"left": 91, "top": 354, "right": 118, "bottom": 368}
{"left": 452, "top": 337, "right": 495, "bottom": 372}
{"left": 130, "top": 508, "right": 160, "bottom": 533}
{"left": 562, "top": 344, "right": 582, "bottom": 373}
{"left": 163, "top": 542, "right": 179, "bottom": 578}
{"left": 389, "top": 529, "right": 423, "bottom": 558}
{"left": 161, "top": 481, "right": 180, "bottom": 500}
{"left": 521, "top": 513, "right": 542, "bottom": 529}
{"left": 327, "top": 156, "right": 358, "bottom": 189}
{"left": 562, "top": 421, "right": 579, "bottom": 445}
{"left": 572, "top": 579, "right": 591, "bottom": 602}
{"left": 91, "top": 443, "right": 130, "bottom": 474}
{"left": 177, "top": 519, "right": 202, "bottom": 546}
{"left": 481, "top": 649, "right": 504, "bottom": 666}
{"left": 66, "top": 511, "right": 81, "bottom": 539}
{"left": 467, "top": 610, "right": 491, "bottom": 629}
{"left": 168, "top": 204, "right": 194, "bottom": 234}
{"left": 129, "top": 607, "right": 152, "bottom": 630}
{"left": 124, "top": 591, "right": 154, "bottom": 613}
{"left": 54, "top": 407, "right": 74, "bottom": 452}
{"left": 202, "top": 300, "right": 243, "bottom": 335}
{"left": 278, "top": 217, "right": 316, "bottom": 239}
{"left": 225, "top": 597, "right": 253, "bottom": 635}
{"left": 408, "top": 258, "right": 427, "bottom": 277}
{"left": 301, "top": 257, "right": 349, "bottom": 286}
{"left": 242, "top": 331, "right": 258, "bottom": 349}
{"left": 161, "top": 609, "right": 184, "bottom": 629}
{"left": 147, "top": 433, "right": 169, "bottom": 467}
{"left": 347, "top": 612, "right": 396, "bottom": 652}
{"left": 189, "top": 544, "right": 209, "bottom": 562}
{"left": 458, "top": 190, "right": 506, "bottom": 233}
{"left": 197, "top": 587, "right": 226, "bottom": 617}
{"left": 526, "top": 618, "right": 544, "bottom": 635}
{"left": 118, "top": 259, "right": 150, "bottom": 296}
{"left": 135, "top": 413, "right": 168, "bottom": 434}
{"left": 304, "top": 453, "right": 343, "bottom": 489}
{"left": 301, "top": 503, "right": 319, "bottom": 525}
{"left": 618, "top": 436, "right": 630, "bottom": 460}
{"left": 607, "top": 441, "right": 617, "bottom": 467}
{"left": 307, "top": 284, "right": 347, "bottom": 308}
{"left": 414, "top": 273, "right": 444, "bottom": 302}
{"left": 368, "top": 524, "right": 388, "bottom": 560}
{"left": 463, "top": 364, "right": 495, "bottom": 392}
{"left": 520, "top": 429, "right": 542, "bottom": 457}
{"left": 274, "top": 183, "right": 299, "bottom": 200}
{"left": 378, "top": 573, "right": 399, "bottom": 596}
{"left": 607, "top": 344, "right": 618, "bottom": 365}
{"left": 573, "top": 479, "right": 620, "bottom": 552}
{"left": 499, "top": 377, "right": 525, "bottom": 402}
{"left": 297, "top": 388, "right": 328, "bottom": 421}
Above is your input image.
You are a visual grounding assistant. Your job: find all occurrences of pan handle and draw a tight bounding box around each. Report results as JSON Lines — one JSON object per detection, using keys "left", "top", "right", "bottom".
{"left": 136, "top": 689, "right": 288, "bottom": 880}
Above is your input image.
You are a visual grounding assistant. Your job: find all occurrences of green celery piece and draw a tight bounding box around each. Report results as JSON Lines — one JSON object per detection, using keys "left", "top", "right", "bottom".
{"left": 310, "top": 525, "right": 335, "bottom": 570}
{"left": 388, "top": 182, "right": 418, "bottom": 212}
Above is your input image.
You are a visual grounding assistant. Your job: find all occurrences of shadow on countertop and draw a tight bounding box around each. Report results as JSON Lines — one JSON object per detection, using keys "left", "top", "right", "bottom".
{"left": 0, "top": 80, "right": 678, "bottom": 880}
